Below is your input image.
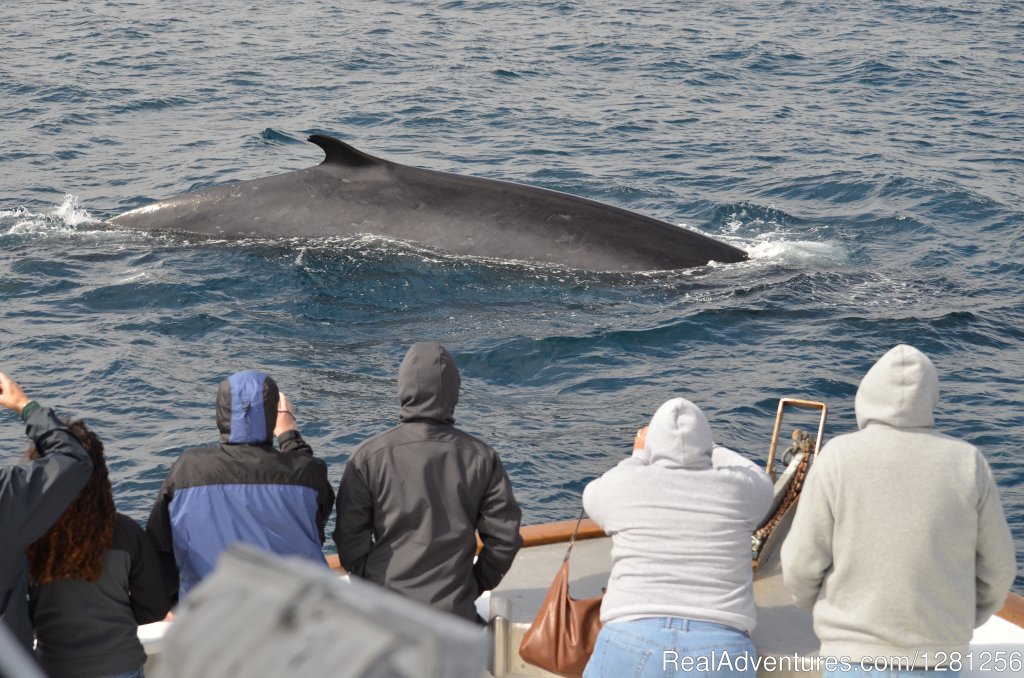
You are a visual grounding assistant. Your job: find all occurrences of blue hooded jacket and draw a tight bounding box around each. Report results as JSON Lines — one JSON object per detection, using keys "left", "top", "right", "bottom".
{"left": 146, "top": 371, "right": 334, "bottom": 600}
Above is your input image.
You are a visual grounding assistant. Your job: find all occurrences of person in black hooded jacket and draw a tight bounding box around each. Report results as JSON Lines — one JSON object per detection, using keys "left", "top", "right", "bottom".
{"left": 0, "top": 372, "right": 92, "bottom": 652}
{"left": 334, "top": 342, "right": 523, "bottom": 622}
{"left": 146, "top": 370, "right": 334, "bottom": 603}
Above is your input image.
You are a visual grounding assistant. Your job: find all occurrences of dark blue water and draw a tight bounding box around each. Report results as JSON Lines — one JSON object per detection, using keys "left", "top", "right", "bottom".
{"left": 2, "top": 1, "right": 1022, "bottom": 582}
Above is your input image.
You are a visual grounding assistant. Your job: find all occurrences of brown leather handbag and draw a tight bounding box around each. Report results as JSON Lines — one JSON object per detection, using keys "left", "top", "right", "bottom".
{"left": 518, "top": 510, "right": 604, "bottom": 678}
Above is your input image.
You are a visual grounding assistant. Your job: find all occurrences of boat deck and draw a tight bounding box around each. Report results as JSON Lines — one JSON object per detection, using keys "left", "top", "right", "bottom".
{"left": 140, "top": 531, "right": 1024, "bottom": 677}
{"left": 487, "top": 536, "right": 1024, "bottom": 678}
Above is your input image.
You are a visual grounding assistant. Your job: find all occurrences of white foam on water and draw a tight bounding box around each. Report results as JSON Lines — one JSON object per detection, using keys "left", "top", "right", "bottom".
{"left": 745, "top": 238, "right": 847, "bottom": 265}
{"left": 2, "top": 194, "right": 105, "bottom": 236}
{"left": 0, "top": 206, "right": 32, "bottom": 220}
{"left": 700, "top": 216, "right": 851, "bottom": 268}
{"left": 52, "top": 194, "right": 102, "bottom": 227}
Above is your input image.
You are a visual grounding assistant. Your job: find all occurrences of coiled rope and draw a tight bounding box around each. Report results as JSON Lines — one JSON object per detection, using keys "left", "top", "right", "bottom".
{"left": 752, "top": 428, "right": 817, "bottom": 559}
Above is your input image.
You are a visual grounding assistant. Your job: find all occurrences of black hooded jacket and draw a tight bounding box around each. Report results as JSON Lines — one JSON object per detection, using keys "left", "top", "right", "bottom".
{"left": 333, "top": 343, "right": 523, "bottom": 621}
{"left": 0, "top": 408, "right": 92, "bottom": 651}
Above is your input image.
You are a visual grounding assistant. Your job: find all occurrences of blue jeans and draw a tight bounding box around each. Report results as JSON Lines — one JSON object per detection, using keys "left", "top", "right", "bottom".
{"left": 824, "top": 666, "right": 960, "bottom": 678}
{"left": 105, "top": 667, "right": 144, "bottom": 678}
{"left": 583, "top": 617, "right": 757, "bottom": 678}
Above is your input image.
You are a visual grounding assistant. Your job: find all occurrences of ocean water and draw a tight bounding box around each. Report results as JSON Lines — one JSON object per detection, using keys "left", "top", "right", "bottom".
{"left": 1, "top": 1, "right": 1021, "bottom": 582}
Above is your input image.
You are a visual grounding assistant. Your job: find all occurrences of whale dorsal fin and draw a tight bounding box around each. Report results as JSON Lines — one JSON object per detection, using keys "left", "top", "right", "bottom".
{"left": 308, "top": 134, "right": 386, "bottom": 168}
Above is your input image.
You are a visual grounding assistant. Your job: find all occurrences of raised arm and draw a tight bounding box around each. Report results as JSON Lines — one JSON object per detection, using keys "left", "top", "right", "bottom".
{"left": 275, "top": 391, "right": 335, "bottom": 542}
{"left": 0, "top": 373, "right": 93, "bottom": 547}
{"left": 278, "top": 439, "right": 334, "bottom": 545}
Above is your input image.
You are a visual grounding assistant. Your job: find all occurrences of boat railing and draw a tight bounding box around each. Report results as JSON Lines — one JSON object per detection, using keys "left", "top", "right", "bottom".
{"left": 764, "top": 398, "right": 828, "bottom": 482}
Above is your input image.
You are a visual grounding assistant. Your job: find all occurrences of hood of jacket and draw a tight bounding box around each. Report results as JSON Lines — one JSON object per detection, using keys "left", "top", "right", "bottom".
{"left": 640, "top": 397, "right": 715, "bottom": 470}
{"left": 855, "top": 344, "right": 939, "bottom": 430}
{"left": 216, "top": 370, "right": 279, "bottom": 444}
{"left": 398, "top": 342, "right": 460, "bottom": 424}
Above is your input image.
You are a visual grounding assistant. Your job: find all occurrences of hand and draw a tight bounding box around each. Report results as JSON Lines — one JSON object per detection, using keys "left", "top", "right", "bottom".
{"left": 274, "top": 391, "right": 298, "bottom": 437}
{"left": 0, "top": 373, "right": 31, "bottom": 414}
{"left": 633, "top": 425, "right": 648, "bottom": 451}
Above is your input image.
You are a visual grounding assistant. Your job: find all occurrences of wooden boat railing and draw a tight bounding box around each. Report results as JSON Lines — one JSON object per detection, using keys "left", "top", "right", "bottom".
{"left": 327, "top": 517, "right": 1024, "bottom": 628}
{"left": 324, "top": 517, "right": 605, "bottom": 572}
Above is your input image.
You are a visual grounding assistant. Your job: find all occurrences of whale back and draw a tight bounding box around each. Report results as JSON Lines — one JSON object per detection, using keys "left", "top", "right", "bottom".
{"left": 109, "top": 135, "right": 748, "bottom": 272}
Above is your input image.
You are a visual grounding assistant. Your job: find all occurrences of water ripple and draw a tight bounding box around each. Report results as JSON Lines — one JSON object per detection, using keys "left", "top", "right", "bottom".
{"left": 0, "top": 0, "right": 1021, "bottom": 577}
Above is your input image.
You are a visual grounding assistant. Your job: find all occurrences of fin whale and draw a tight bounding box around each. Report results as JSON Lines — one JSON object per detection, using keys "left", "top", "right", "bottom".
{"left": 110, "top": 135, "right": 748, "bottom": 272}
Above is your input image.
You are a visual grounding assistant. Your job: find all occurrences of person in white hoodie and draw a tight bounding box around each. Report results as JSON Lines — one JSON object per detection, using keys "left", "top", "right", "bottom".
{"left": 781, "top": 344, "right": 1017, "bottom": 677}
{"left": 582, "top": 397, "right": 773, "bottom": 678}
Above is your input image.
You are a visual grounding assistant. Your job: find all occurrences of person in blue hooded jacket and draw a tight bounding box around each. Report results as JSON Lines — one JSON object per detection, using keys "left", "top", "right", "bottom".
{"left": 146, "top": 371, "right": 334, "bottom": 603}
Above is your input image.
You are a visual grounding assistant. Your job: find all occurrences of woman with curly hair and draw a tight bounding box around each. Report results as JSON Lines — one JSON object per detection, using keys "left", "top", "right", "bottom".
{"left": 26, "top": 419, "right": 170, "bottom": 678}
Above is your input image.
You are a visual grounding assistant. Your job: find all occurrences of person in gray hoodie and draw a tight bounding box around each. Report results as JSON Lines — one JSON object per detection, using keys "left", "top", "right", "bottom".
{"left": 333, "top": 342, "right": 523, "bottom": 622}
{"left": 781, "top": 344, "right": 1017, "bottom": 676}
{"left": 582, "top": 397, "right": 773, "bottom": 678}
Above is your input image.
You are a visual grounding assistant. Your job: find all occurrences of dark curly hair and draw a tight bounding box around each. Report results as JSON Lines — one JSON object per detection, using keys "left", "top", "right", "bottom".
{"left": 25, "top": 419, "right": 117, "bottom": 584}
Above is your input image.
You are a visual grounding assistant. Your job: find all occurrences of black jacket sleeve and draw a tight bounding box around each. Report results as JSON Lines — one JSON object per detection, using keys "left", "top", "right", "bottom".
{"left": 473, "top": 454, "right": 523, "bottom": 593}
{"left": 1, "top": 407, "right": 93, "bottom": 548}
{"left": 116, "top": 514, "right": 172, "bottom": 624}
{"left": 333, "top": 460, "right": 375, "bottom": 577}
{"left": 279, "top": 430, "right": 335, "bottom": 544}
{"left": 144, "top": 467, "right": 180, "bottom": 606}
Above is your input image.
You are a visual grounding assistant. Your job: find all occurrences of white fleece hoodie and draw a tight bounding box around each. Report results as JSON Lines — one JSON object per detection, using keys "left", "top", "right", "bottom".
{"left": 781, "top": 344, "right": 1017, "bottom": 664}
{"left": 582, "top": 398, "right": 773, "bottom": 632}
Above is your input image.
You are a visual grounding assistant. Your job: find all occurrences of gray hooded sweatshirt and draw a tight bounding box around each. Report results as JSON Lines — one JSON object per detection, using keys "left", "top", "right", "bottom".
{"left": 583, "top": 398, "right": 773, "bottom": 632}
{"left": 781, "top": 344, "right": 1017, "bottom": 664}
{"left": 333, "top": 342, "right": 523, "bottom": 621}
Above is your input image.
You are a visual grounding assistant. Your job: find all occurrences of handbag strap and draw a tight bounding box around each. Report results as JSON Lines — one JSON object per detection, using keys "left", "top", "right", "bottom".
{"left": 563, "top": 507, "right": 586, "bottom": 562}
